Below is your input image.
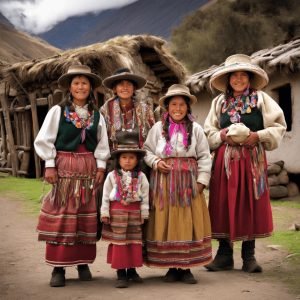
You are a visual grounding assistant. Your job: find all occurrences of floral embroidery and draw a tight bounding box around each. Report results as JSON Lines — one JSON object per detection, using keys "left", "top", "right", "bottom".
{"left": 222, "top": 87, "right": 258, "bottom": 123}
{"left": 64, "top": 106, "right": 94, "bottom": 129}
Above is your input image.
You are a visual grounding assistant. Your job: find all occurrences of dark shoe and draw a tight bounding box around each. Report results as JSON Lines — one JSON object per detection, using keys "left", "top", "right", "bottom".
{"left": 180, "top": 269, "right": 197, "bottom": 284}
{"left": 127, "top": 268, "right": 143, "bottom": 283}
{"left": 242, "top": 258, "right": 263, "bottom": 273}
{"left": 204, "top": 254, "right": 234, "bottom": 271}
{"left": 241, "top": 240, "right": 262, "bottom": 273}
{"left": 116, "top": 269, "right": 128, "bottom": 288}
{"left": 163, "top": 268, "right": 179, "bottom": 282}
{"left": 50, "top": 267, "right": 65, "bottom": 287}
{"left": 77, "top": 264, "right": 92, "bottom": 281}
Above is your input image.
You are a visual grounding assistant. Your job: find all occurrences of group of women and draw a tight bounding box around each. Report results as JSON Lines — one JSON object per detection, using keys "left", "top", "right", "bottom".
{"left": 34, "top": 54, "right": 286, "bottom": 288}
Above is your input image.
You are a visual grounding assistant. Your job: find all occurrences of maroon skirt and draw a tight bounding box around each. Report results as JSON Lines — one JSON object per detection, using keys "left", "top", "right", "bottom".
{"left": 209, "top": 144, "right": 273, "bottom": 241}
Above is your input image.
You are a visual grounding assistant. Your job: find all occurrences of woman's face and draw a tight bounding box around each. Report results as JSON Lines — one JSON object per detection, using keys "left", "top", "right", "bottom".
{"left": 113, "top": 80, "right": 135, "bottom": 101}
{"left": 69, "top": 75, "right": 91, "bottom": 105}
{"left": 119, "top": 152, "right": 138, "bottom": 171}
{"left": 168, "top": 96, "right": 188, "bottom": 122}
{"left": 229, "top": 71, "right": 250, "bottom": 95}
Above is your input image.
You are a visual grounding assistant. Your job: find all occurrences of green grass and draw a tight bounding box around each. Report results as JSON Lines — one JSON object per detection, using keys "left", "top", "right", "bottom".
{"left": 0, "top": 175, "right": 50, "bottom": 214}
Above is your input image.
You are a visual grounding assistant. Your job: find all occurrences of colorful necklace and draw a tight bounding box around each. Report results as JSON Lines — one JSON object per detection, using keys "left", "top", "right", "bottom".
{"left": 222, "top": 87, "right": 258, "bottom": 123}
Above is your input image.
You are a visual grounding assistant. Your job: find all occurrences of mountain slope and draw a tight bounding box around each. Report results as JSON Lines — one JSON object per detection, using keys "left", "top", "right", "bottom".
{"left": 40, "top": 0, "right": 208, "bottom": 49}
{"left": 0, "top": 13, "right": 60, "bottom": 65}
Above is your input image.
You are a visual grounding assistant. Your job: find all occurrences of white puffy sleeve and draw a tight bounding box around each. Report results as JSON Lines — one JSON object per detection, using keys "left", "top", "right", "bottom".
{"left": 95, "top": 113, "right": 110, "bottom": 168}
{"left": 34, "top": 105, "right": 61, "bottom": 168}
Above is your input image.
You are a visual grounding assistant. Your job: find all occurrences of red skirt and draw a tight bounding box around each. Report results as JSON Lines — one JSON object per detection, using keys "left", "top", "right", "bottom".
{"left": 102, "top": 201, "right": 143, "bottom": 269}
{"left": 46, "top": 243, "right": 96, "bottom": 267}
{"left": 209, "top": 144, "right": 273, "bottom": 241}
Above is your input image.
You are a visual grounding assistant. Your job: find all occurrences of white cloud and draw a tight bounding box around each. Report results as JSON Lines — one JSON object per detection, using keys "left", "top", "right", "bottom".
{"left": 0, "top": 0, "right": 138, "bottom": 34}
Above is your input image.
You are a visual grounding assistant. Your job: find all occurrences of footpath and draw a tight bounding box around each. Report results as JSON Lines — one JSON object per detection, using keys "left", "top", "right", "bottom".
{"left": 0, "top": 196, "right": 297, "bottom": 300}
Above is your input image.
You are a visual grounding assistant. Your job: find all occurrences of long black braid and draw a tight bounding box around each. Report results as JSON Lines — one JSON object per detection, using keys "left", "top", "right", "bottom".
{"left": 162, "top": 96, "right": 193, "bottom": 149}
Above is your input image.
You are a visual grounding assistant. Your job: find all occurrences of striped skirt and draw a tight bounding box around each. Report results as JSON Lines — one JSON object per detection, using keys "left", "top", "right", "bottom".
{"left": 37, "top": 149, "right": 98, "bottom": 266}
{"left": 144, "top": 157, "right": 212, "bottom": 268}
{"left": 102, "top": 201, "right": 143, "bottom": 269}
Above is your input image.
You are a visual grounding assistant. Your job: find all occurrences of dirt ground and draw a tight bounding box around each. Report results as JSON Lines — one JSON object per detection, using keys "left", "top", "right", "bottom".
{"left": 0, "top": 195, "right": 299, "bottom": 300}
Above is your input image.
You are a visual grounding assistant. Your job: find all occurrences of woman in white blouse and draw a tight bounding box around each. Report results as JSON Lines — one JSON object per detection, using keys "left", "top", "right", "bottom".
{"left": 34, "top": 64, "right": 110, "bottom": 287}
{"left": 143, "top": 84, "right": 212, "bottom": 284}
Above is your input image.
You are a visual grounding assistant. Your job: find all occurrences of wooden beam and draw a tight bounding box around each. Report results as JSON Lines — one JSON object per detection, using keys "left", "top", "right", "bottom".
{"left": 29, "top": 92, "right": 41, "bottom": 178}
{"left": 0, "top": 93, "right": 18, "bottom": 176}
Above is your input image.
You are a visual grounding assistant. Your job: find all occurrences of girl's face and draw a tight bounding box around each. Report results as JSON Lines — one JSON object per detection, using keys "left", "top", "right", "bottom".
{"left": 168, "top": 96, "right": 188, "bottom": 122}
{"left": 229, "top": 71, "right": 250, "bottom": 96}
{"left": 119, "top": 152, "right": 138, "bottom": 171}
{"left": 113, "top": 80, "right": 135, "bottom": 101}
{"left": 69, "top": 75, "right": 91, "bottom": 105}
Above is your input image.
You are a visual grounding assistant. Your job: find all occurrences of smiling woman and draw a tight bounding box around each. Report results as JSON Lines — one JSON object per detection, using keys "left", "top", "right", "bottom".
{"left": 33, "top": 64, "right": 110, "bottom": 287}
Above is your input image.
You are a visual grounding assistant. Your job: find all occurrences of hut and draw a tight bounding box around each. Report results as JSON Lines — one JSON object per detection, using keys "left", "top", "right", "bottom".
{"left": 0, "top": 34, "right": 186, "bottom": 178}
{"left": 187, "top": 37, "right": 300, "bottom": 174}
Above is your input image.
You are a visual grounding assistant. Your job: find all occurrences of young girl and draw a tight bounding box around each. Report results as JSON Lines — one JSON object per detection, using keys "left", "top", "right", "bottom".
{"left": 101, "top": 145, "right": 149, "bottom": 288}
{"left": 143, "top": 84, "right": 212, "bottom": 284}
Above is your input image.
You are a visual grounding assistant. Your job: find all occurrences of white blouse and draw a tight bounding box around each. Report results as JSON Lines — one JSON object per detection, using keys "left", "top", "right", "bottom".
{"left": 34, "top": 105, "right": 110, "bottom": 168}
{"left": 143, "top": 121, "right": 212, "bottom": 186}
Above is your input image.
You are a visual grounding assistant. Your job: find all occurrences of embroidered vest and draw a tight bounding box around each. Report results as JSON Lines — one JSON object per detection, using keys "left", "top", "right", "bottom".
{"left": 55, "top": 108, "right": 100, "bottom": 151}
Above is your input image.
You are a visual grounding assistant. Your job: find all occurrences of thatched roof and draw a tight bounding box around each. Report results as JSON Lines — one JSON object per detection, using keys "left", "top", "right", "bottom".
{"left": 187, "top": 37, "right": 300, "bottom": 94}
{"left": 0, "top": 34, "right": 186, "bottom": 93}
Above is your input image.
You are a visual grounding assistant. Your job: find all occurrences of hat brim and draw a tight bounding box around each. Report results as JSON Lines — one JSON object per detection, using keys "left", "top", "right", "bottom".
{"left": 58, "top": 72, "right": 102, "bottom": 90}
{"left": 159, "top": 91, "right": 197, "bottom": 107}
{"left": 103, "top": 73, "right": 146, "bottom": 90}
{"left": 111, "top": 148, "right": 146, "bottom": 158}
{"left": 209, "top": 63, "right": 269, "bottom": 92}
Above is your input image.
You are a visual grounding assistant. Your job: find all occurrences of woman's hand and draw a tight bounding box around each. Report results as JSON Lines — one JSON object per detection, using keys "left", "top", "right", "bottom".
{"left": 197, "top": 183, "right": 205, "bottom": 194}
{"left": 44, "top": 167, "right": 58, "bottom": 184}
{"left": 101, "top": 217, "right": 110, "bottom": 224}
{"left": 220, "top": 128, "right": 239, "bottom": 146}
{"left": 241, "top": 131, "right": 259, "bottom": 147}
{"left": 157, "top": 160, "right": 172, "bottom": 173}
{"left": 95, "top": 168, "right": 105, "bottom": 185}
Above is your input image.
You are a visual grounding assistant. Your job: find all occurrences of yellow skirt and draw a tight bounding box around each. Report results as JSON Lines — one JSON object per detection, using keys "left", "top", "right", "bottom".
{"left": 144, "top": 169, "right": 212, "bottom": 268}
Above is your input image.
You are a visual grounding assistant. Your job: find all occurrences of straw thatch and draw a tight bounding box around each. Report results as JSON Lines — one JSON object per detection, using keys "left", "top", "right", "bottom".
{"left": 0, "top": 34, "right": 187, "bottom": 178}
{"left": 187, "top": 37, "right": 300, "bottom": 94}
{"left": 0, "top": 34, "right": 186, "bottom": 94}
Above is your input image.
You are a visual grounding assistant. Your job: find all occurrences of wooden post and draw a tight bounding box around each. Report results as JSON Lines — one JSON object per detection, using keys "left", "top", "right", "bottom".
{"left": 0, "top": 93, "right": 18, "bottom": 176}
{"left": 0, "top": 111, "right": 8, "bottom": 159}
{"left": 29, "top": 92, "right": 41, "bottom": 178}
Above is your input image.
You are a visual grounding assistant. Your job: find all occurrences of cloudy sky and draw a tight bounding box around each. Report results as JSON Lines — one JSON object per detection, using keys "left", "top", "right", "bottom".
{"left": 0, "top": 0, "right": 138, "bottom": 34}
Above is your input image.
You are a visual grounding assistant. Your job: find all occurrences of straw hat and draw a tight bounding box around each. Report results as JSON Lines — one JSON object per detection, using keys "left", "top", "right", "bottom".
{"left": 226, "top": 123, "right": 250, "bottom": 143}
{"left": 159, "top": 84, "right": 197, "bottom": 107}
{"left": 58, "top": 64, "right": 102, "bottom": 90}
{"left": 103, "top": 68, "right": 146, "bottom": 90}
{"left": 209, "top": 54, "right": 269, "bottom": 92}
{"left": 111, "top": 145, "right": 146, "bottom": 158}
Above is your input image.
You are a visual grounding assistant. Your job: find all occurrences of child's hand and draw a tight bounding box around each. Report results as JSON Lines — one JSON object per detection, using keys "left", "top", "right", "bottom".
{"left": 101, "top": 217, "right": 110, "bottom": 224}
{"left": 197, "top": 183, "right": 205, "bottom": 194}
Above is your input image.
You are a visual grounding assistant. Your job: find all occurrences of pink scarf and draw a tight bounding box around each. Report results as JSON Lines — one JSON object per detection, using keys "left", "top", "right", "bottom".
{"left": 164, "top": 115, "right": 189, "bottom": 156}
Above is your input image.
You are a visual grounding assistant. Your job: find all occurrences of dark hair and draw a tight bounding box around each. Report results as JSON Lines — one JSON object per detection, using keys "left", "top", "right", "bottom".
{"left": 113, "top": 152, "right": 144, "bottom": 178}
{"left": 58, "top": 75, "right": 97, "bottom": 111}
{"left": 162, "top": 96, "right": 193, "bottom": 148}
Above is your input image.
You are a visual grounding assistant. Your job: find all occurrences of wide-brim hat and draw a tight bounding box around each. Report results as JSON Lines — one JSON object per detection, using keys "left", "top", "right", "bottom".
{"left": 111, "top": 145, "right": 146, "bottom": 158}
{"left": 226, "top": 123, "right": 250, "bottom": 143}
{"left": 159, "top": 83, "right": 197, "bottom": 107}
{"left": 103, "top": 68, "right": 146, "bottom": 90}
{"left": 209, "top": 54, "right": 269, "bottom": 92}
{"left": 58, "top": 64, "right": 102, "bottom": 90}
